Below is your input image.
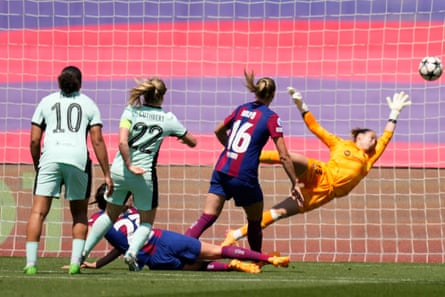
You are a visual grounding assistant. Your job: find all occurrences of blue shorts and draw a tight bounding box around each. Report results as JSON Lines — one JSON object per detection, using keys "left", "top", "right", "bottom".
{"left": 140, "top": 230, "right": 201, "bottom": 270}
{"left": 34, "top": 162, "right": 91, "bottom": 200}
{"left": 208, "top": 171, "right": 263, "bottom": 207}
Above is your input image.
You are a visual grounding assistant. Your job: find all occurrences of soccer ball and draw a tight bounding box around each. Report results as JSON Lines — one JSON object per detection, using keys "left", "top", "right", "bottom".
{"left": 418, "top": 56, "right": 443, "bottom": 81}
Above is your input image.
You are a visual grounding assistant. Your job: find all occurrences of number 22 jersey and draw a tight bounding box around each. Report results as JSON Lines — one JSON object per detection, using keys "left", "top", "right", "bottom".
{"left": 111, "top": 104, "right": 188, "bottom": 176}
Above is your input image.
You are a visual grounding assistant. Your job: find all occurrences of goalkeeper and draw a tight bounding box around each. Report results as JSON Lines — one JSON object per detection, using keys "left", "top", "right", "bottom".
{"left": 222, "top": 88, "right": 411, "bottom": 247}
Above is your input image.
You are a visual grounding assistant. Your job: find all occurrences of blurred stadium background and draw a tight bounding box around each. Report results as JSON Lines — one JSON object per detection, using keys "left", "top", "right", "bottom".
{"left": 0, "top": 0, "right": 444, "bottom": 262}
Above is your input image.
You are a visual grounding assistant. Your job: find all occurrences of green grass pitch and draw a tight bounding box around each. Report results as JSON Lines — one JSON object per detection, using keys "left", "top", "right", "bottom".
{"left": 2, "top": 257, "right": 445, "bottom": 297}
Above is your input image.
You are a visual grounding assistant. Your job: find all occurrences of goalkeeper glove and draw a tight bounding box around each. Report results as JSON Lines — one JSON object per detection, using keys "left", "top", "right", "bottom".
{"left": 287, "top": 87, "right": 309, "bottom": 114}
{"left": 386, "top": 91, "right": 411, "bottom": 121}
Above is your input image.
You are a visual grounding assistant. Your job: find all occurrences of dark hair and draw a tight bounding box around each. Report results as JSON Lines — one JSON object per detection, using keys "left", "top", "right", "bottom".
{"left": 244, "top": 69, "right": 276, "bottom": 102}
{"left": 58, "top": 66, "right": 82, "bottom": 96}
{"left": 90, "top": 183, "right": 108, "bottom": 211}
{"left": 90, "top": 183, "right": 132, "bottom": 211}
{"left": 351, "top": 128, "right": 372, "bottom": 141}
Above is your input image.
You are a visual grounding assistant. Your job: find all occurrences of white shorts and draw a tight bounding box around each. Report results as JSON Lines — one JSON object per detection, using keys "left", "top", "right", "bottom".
{"left": 108, "top": 171, "right": 158, "bottom": 211}
{"left": 34, "top": 162, "right": 91, "bottom": 200}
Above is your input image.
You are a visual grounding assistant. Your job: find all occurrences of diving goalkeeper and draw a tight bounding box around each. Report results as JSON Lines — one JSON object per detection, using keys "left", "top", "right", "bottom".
{"left": 222, "top": 88, "right": 411, "bottom": 246}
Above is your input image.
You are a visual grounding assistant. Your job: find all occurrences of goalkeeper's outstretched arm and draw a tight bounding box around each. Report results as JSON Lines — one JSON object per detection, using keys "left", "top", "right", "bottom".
{"left": 385, "top": 91, "right": 411, "bottom": 132}
{"left": 287, "top": 87, "right": 309, "bottom": 115}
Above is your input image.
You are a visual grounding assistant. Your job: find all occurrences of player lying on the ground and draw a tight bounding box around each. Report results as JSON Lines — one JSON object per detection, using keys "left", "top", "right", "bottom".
{"left": 75, "top": 184, "right": 289, "bottom": 273}
{"left": 222, "top": 88, "right": 411, "bottom": 246}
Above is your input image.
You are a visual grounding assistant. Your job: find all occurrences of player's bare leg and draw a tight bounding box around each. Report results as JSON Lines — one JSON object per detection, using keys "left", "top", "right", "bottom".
{"left": 24, "top": 196, "right": 52, "bottom": 275}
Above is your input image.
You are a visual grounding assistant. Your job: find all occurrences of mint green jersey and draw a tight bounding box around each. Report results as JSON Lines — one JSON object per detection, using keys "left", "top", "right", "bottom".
{"left": 31, "top": 91, "right": 102, "bottom": 170}
{"left": 111, "top": 105, "right": 187, "bottom": 177}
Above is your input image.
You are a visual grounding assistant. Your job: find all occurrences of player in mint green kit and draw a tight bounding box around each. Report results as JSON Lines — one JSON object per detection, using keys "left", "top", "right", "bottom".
{"left": 24, "top": 66, "right": 113, "bottom": 275}
{"left": 82, "top": 77, "right": 197, "bottom": 271}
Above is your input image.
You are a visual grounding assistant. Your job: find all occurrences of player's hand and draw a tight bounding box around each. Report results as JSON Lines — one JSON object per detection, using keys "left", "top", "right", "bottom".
{"left": 104, "top": 176, "right": 114, "bottom": 197}
{"left": 386, "top": 91, "right": 411, "bottom": 121}
{"left": 291, "top": 182, "right": 304, "bottom": 209}
{"left": 287, "top": 87, "right": 308, "bottom": 113}
{"left": 127, "top": 165, "right": 147, "bottom": 175}
{"left": 81, "top": 261, "right": 97, "bottom": 269}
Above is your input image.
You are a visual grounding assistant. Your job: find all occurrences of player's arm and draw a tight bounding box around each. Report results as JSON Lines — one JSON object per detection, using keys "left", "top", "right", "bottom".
{"left": 90, "top": 124, "right": 114, "bottom": 196}
{"left": 272, "top": 136, "right": 304, "bottom": 206}
{"left": 118, "top": 121, "right": 147, "bottom": 175}
{"left": 369, "top": 92, "right": 411, "bottom": 165}
{"left": 82, "top": 248, "right": 123, "bottom": 269}
{"left": 178, "top": 131, "right": 197, "bottom": 147}
{"left": 273, "top": 137, "right": 296, "bottom": 182}
{"left": 30, "top": 124, "right": 43, "bottom": 171}
{"left": 214, "top": 120, "right": 229, "bottom": 146}
{"left": 287, "top": 87, "right": 340, "bottom": 147}
{"left": 385, "top": 91, "right": 411, "bottom": 132}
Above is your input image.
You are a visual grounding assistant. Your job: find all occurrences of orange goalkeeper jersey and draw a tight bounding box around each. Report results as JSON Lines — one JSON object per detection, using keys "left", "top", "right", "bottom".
{"left": 293, "top": 112, "right": 392, "bottom": 212}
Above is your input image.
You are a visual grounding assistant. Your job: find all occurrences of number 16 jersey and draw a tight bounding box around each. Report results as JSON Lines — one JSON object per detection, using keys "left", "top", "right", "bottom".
{"left": 215, "top": 101, "right": 284, "bottom": 183}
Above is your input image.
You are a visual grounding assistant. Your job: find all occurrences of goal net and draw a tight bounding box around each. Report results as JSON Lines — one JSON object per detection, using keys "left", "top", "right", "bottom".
{"left": 1, "top": 0, "right": 444, "bottom": 263}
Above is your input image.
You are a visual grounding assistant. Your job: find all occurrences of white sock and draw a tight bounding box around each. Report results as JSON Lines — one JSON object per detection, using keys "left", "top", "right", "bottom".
{"left": 233, "top": 229, "right": 243, "bottom": 240}
{"left": 83, "top": 213, "right": 113, "bottom": 256}
{"left": 25, "top": 241, "right": 39, "bottom": 267}
{"left": 70, "top": 239, "right": 85, "bottom": 264}
{"left": 270, "top": 209, "right": 280, "bottom": 220}
{"left": 127, "top": 223, "right": 152, "bottom": 255}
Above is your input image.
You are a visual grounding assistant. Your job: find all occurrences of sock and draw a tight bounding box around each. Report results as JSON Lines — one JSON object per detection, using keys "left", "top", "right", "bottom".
{"left": 259, "top": 151, "right": 281, "bottom": 164}
{"left": 247, "top": 218, "right": 262, "bottom": 252}
{"left": 237, "top": 209, "right": 278, "bottom": 240}
{"left": 25, "top": 241, "right": 39, "bottom": 267}
{"left": 70, "top": 239, "right": 85, "bottom": 265}
{"left": 83, "top": 213, "right": 113, "bottom": 256}
{"left": 205, "top": 261, "right": 229, "bottom": 271}
{"left": 127, "top": 222, "right": 152, "bottom": 255}
{"left": 221, "top": 246, "right": 268, "bottom": 263}
{"left": 184, "top": 213, "right": 217, "bottom": 238}
{"left": 269, "top": 209, "right": 280, "bottom": 220}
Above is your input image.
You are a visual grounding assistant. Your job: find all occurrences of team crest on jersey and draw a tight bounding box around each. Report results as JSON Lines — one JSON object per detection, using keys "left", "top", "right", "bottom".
{"left": 275, "top": 117, "right": 283, "bottom": 132}
{"left": 313, "top": 164, "right": 323, "bottom": 175}
{"left": 344, "top": 150, "right": 351, "bottom": 156}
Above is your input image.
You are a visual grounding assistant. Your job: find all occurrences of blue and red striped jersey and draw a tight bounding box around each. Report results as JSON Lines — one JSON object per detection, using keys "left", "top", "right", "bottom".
{"left": 214, "top": 101, "right": 283, "bottom": 182}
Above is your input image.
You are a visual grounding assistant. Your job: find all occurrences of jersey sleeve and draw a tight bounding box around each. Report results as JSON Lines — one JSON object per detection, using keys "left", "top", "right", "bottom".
{"left": 303, "top": 111, "right": 342, "bottom": 148}
{"left": 367, "top": 129, "right": 394, "bottom": 168}
{"left": 104, "top": 227, "right": 130, "bottom": 252}
{"left": 87, "top": 97, "right": 103, "bottom": 127}
{"left": 119, "top": 105, "right": 133, "bottom": 125}
{"left": 267, "top": 113, "right": 284, "bottom": 139}
{"left": 165, "top": 112, "right": 188, "bottom": 137}
{"left": 223, "top": 107, "right": 238, "bottom": 128}
{"left": 31, "top": 100, "right": 46, "bottom": 127}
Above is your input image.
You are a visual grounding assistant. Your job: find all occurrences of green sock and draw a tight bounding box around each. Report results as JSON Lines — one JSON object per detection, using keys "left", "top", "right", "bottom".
{"left": 83, "top": 214, "right": 113, "bottom": 256}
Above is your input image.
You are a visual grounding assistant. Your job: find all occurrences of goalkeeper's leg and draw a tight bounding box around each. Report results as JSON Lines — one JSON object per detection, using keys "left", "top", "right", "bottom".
{"left": 221, "top": 209, "right": 282, "bottom": 246}
{"left": 260, "top": 151, "right": 308, "bottom": 177}
{"left": 259, "top": 151, "right": 281, "bottom": 164}
{"left": 221, "top": 197, "right": 300, "bottom": 246}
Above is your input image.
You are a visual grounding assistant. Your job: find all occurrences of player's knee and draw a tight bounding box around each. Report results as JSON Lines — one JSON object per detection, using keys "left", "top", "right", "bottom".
{"left": 30, "top": 210, "right": 49, "bottom": 221}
